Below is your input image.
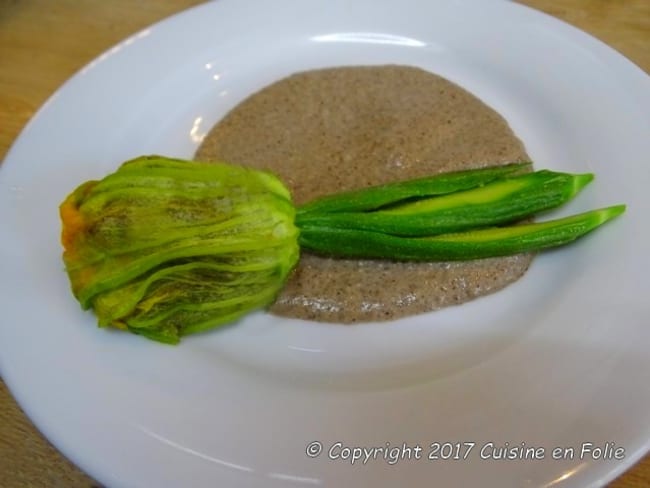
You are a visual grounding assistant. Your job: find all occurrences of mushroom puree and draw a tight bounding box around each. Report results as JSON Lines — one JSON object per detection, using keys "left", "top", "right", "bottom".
{"left": 195, "top": 65, "right": 533, "bottom": 322}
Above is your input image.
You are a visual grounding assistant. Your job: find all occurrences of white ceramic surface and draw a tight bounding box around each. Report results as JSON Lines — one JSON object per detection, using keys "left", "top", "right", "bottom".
{"left": 1, "top": 0, "right": 649, "bottom": 486}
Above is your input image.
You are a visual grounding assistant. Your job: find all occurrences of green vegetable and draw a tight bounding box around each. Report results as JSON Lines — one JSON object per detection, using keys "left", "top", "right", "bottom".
{"left": 297, "top": 161, "right": 531, "bottom": 215}
{"left": 298, "top": 205, "right": 626, "bottom": 261}
{"left": 60, "top": 156, "right": 299, "bottom": 344}
{"left": 59, "top": 156, "right": 625, "bottom": 343}
{"left": 296, "top": 170, "right": 593, "bottom": 236}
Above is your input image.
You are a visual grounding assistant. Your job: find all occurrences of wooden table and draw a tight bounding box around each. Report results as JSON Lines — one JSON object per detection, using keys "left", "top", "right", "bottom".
{"left": 1, "top": 1, "right": 648, "bottom": 486}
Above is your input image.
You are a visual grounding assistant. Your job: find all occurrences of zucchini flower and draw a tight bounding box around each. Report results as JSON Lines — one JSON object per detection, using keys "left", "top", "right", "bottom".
{"left": 60, "top": 156, "right": 299, "bottom": 343}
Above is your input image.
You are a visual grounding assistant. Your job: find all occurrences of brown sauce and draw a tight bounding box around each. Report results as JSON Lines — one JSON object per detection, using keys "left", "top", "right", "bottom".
{"left": 195, "top": 65, "right": 533, "bottom": 322}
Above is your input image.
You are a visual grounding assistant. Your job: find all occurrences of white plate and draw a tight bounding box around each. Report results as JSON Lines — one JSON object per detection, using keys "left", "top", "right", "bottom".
{"left": 1, "top": 0, "right": 649, "bottom": 486}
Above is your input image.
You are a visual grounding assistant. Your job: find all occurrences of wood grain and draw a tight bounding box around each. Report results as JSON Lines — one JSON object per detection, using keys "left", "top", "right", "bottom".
{"left": 0, "top": 1, "right": 648, "bottom": 486}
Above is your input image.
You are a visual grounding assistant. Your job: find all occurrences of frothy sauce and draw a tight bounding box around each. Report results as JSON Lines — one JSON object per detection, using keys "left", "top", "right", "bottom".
{"left": 196, "top": 65, "right": 533, "bottom": 322}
